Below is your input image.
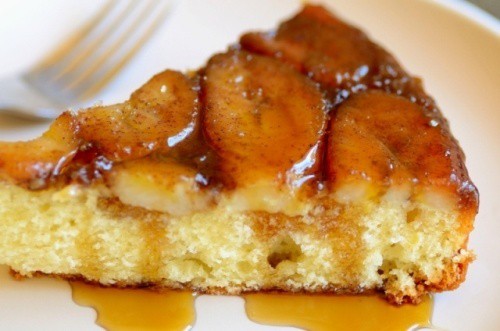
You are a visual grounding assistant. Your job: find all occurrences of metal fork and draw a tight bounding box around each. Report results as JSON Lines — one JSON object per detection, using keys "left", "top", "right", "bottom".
{"left": 0, "top": 0, "right": 174, "bottom": 120}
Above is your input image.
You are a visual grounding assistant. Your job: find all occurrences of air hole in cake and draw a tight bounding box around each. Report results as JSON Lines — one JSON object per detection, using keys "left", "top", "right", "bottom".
{"left": 267, "top": 235, "right": 302, "bottom": 269}
{"left": 379, "top": 260, "right": 395, "bottom": 279}
{"left": 406, "top": 208, "right": 420, "bottom": 223}
{"left": 183, "top": 258, "right": 212, "bottom": 273}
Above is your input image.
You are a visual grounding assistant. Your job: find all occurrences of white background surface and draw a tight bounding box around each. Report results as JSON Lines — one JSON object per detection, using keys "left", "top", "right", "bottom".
{"left": 0, "top": 0, "right": 499, "bottom": 330}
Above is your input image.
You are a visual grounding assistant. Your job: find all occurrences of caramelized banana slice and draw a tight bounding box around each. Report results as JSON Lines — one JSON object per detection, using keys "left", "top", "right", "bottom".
{"left": 108, "top": 157, "right": 213, "bottom": 216}
{"left": 241, "top": 4, "right": 379, "bottom": 89}
{"left": 77, "top": 70, "right": 198, "bottom": 162}
{"left": 328, "top": 90, "right": 476, "bottom": 208}
{"left": 203, "top": 50, "right": 327, "bottom": 188}
{"left": 0, "top": 70, "right": 198, "bottom": 185}
{"left": 241, "top": 5, "right": 433, "bottom": 111}
{"left": 0, "top": 113, "right": 79, "bottom": 187}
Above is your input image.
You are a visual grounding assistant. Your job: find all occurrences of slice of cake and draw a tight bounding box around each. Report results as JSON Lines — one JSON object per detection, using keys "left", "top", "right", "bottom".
{"left": 0, "top": 5, "right": 478, "bottom": 304}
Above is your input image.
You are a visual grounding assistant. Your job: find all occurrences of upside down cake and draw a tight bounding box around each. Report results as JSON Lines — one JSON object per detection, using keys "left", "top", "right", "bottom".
{"left": 0, "top": 5, "right": 478, "bottom": 304}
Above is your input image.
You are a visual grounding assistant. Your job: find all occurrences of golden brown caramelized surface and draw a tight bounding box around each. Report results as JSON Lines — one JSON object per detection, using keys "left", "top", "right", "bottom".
{"left": 77, "top": 70, "right": 199, "bottom": 162}
{"left": 0, "top": 112, "right": 79, "bottom": 187}
{"left": 328, "top": 90, "right": 477, "bottom": 210}
{"left": 0, "top": 70, "right": 202, "bottom": 189}
{"left": 203, "top": 50, "right": 326, "bottom": 187}
{"left": 0, "top": 4, "right": 478, "bottom": 215}
{"left": 240, "top": 5, "right": 438, "bottom": 115}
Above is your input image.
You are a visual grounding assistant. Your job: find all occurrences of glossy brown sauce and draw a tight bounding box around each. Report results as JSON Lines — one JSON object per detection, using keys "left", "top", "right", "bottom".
{"left": 70, "top": 282, "right": 196, "bottom": 331}
{"left": 0, "top": 3, "right": 478, "bottom": 219}
{"left": 0, "top": 5, "right": 476, "bottom": 212}
{"left": 70, "top": 283, "right": 432, "bottom": 331}
{"left": 245, "top": 293, "right": 433, "bottom": 331}
{"left": 240, "top": 5, "right": 438, "bottom": 116}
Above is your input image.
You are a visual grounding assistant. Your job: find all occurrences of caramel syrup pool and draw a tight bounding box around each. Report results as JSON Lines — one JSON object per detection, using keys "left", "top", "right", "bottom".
{"left": 70, "top": 282, "right": 432, "bottom": 331}
{"left": 70, "top": 282, "right": 195, "bottom": 331}
{"left": 244, "top": 293, "right": 433, "bottom": 331}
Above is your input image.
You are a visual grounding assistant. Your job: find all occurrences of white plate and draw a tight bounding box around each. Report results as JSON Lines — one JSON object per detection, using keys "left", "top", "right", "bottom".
{"left": 0, "top": 0, "right": 499, "bottom": 330}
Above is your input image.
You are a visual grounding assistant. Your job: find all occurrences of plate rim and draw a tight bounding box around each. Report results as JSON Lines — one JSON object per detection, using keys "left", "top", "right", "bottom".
{"left": 0, "top": 0, "right": 499, "bottom": 330}
{"left": 431, "top": 0, "right": 500, "bottom": 34}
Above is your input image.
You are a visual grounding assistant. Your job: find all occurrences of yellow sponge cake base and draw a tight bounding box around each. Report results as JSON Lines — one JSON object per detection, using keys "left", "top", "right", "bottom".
{"left": 0, "top": 182, "right": 473, "bottom": 304}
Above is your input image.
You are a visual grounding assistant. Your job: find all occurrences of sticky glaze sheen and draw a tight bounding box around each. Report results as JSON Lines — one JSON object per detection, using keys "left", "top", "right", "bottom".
{"left": 0, "top": 4, "right": 478, "bottom": 216}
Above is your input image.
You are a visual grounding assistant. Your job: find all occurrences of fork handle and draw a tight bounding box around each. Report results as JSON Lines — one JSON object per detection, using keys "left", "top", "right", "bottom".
{"left": 0, "top": 75, "right": 62, "bottom": 120}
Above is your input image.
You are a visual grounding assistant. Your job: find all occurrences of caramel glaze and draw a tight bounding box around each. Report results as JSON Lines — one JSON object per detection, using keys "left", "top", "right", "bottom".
{"left": 244, "top": 293, "right": 433, "bottom": 331}
{"left": 70, "top": 282, "right": 195, "bottom": 331}
{"left": 240, "top": 4, "right": 478, "bottom": 212}
{"left": 70, "top": 284, "right": 432, "bottom": 331}
{"left": 202, "top": 50, "right": 327, "bottom": 189}
{"left": 241, "top": 5, "right": 437, "bottom": 115}
{"left": 0, "top": 5, "right": 477, "bottom": 213}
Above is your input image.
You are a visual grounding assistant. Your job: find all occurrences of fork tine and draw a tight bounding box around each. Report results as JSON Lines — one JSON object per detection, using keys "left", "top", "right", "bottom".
{"left": 23, "top": 0, "right": 174, "bottom": 112}
{"left": 26, "top": 1, "right": 116, "bottom": 81}
{"left": 60, "top": 0, "right": 162, "bottom": 93}
{"left": 76, "top": 4, "right": 172, "bottom": 100}
{"left": 48, "top": 1, "right": 141, "bottom": 83}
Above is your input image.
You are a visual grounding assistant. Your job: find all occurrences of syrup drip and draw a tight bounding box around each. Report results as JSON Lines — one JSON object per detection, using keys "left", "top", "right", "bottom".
{"left": 244, "top": 293, "right": 433, "bottom": 331}
{"left": 69, "top": 283, "right": 432, "bottom": 331}
{"left": 70, "top": 282, "right": 195, "bottom": 331}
